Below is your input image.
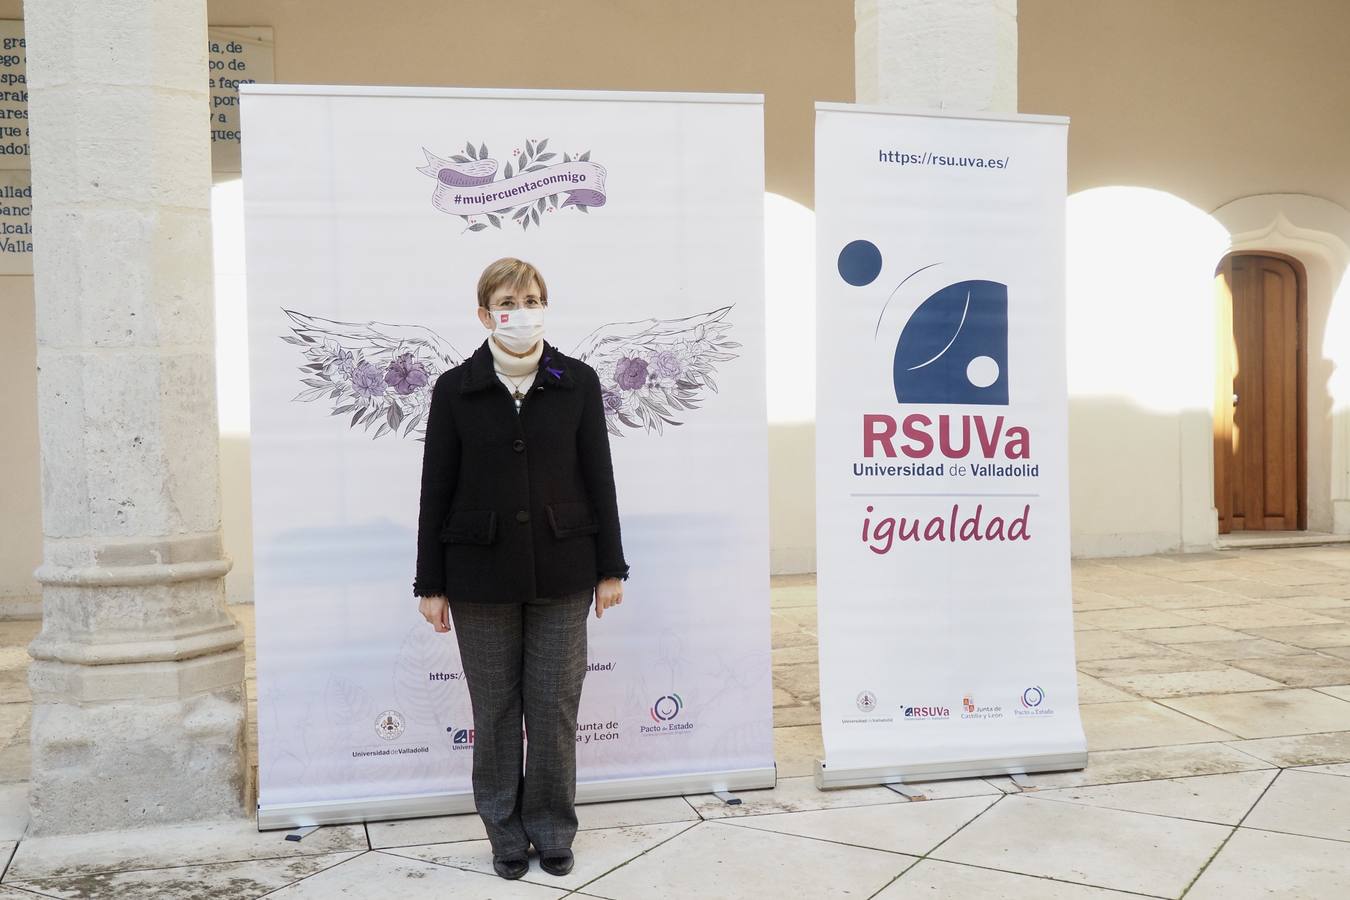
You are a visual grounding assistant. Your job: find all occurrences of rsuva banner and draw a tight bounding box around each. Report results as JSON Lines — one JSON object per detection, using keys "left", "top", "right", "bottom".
{"left": 813, "top": 104, "right": 1087, "bottom": 788}
{"left": 240, "top": 85, "right": 774, "bottom": 828}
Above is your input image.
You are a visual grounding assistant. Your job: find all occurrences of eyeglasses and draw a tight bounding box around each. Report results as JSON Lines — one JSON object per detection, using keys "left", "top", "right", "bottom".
{"left": 489, "top": 298, "right": 548, "bottom": 311}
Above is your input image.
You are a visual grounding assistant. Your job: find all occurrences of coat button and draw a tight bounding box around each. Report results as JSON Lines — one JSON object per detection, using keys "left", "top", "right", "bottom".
{"left": 512, "top": 439, "right": 525, "bottom": 452}
{"left": 515, "top": 510, "right": 530, "bottom": 523}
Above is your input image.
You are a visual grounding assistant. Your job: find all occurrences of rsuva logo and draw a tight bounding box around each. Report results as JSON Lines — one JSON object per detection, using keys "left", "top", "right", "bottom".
{"left": 650, "top": 694, "right": 683, "bottom": 723}
{"left": 446, "top": 725, "right": 475, "bottom": 750}
{"left": 837, "top": 239, "right": 1009, "bottom": 406}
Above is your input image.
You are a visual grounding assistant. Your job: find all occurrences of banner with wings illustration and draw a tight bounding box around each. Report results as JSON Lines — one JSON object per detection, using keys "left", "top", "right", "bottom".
{"left": 240, "top": 84, "right": 772, "bottom": 829}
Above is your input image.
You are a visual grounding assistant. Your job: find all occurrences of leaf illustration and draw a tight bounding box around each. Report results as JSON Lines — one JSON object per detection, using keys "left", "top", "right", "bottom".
{"left": 536, "top": 197, "right": 546, "bottom": 213}
{"left": 478, "top": 142, "right": 487, "bottom": 159}
{"left": 531, "top": 208, "right": 540, "bottom": 225}
{"left": 527, "top": 164, "right": 545, "bottom": 173}
{"left": 487, "top": 214, "right": 500, "bottom": 227}
{"left": 513, "top": 207, "right": 529, "bottom": 220}
{"left": 537, "top": 138, "right": 548, "bottom": 153}
{"left": 526, "top": 138, "right": 535, "bottom": 156}
{"left": 503, "top": 161, "right": 513, "bottom": 179}
{"left": 374, "top": 422, "right": 391, "bottom": 439}
{"left": 548, "top": 195, "right": 558, "bottom": 209}
{"left": 451, "top": 154, "right": 470, "bottom": 163}
{"left": 469, "top": 223, "right": 487, "bottom": 232}
{"left": 576, "top": 205, "right": 589, "bottom": 214}
{"left": 579, "top": 150, "right": 590, "bottom": 161}
{"left": 563, "top": 152, "right": 571, "bottom": 163}
{"left": 537, "top": 152, "right": 556, "bottom": 162}
{"left": 464, "top": 141, "right": 475, "bottom": 158}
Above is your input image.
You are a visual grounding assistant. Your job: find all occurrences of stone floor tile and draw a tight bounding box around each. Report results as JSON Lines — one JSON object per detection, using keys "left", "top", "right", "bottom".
{"left": 1270, "top": 595, "right": 1350, "bottom": 610}
{"left": 1078, "top": 652, "right": 1221, "bottom": 679}
{"left": 1099, "top": 668, "right": 1285, "bottom": 699}
{"left": 1226, "top": 653, "right": 1350, "bottom": 687}
{"left": 773, "top": 662, "right": 819, "bottom": 704}
{"left": 384, "top": 821, "right": 694, "bottom": 892}
{"left": 1123, "top": 625, "right": 1249, "bottom": 644}
{"left": 8, "top": 851, "right": 363, "bottom": 900}
{"left": 877, "top": 858, "right": 1171, "bottom": 899}
{"left": 1225, "top": 731, "right": 1350, "bottom": 767}
{"left": 574, "top": 795, "right": 701, "bottom": 831}
{"left": 686, "top": 774, "right": 904, "bottom": 819}
{"left": 1171, "top": 638, "right": 1310, "bottom": 661}
{"left": 1184, "top": 827, "right": 1350, "bottom": 900}
{"left": 773, "top": 704, "right": 821, "bottom": 727}
{"left": 1075, "top": 673, "right": 1137, "bottom": 704}
{"left": 1075, "top": 608, "right": 1199, "bottom": 630}
{"left": 367, "top": 813, "right": 488, "bottom": 849}
{"left": 931, "top": 795, "right": 1230, "bottom": 897}
{"left": 1072, "top": 590, "right": 1137, "bottom": 612}
{"left": 269, "top": 850, "right": 566, "bottom": 898}
{"left": 1160, "top": 689, "right": 1350, "bottom": 739}
{"left": 771, "top": 645, "right": 818, "bottom": 667}
{"left": 0, "top": 783, "right": 27, "bottom": 842}
{"left": 987, "top": 743, "right": 1274, "bottom": 791}
{"left": 1023, "top": 769, "right": 1276, "bottom": 824}
{"left": 1073, "top": 632, "right": 1161, "bottom": 661}
{"left": 582, "top": 820, "right": 914, "bottom": 900}
{"left": 1241, "top": 768, "right": 1350, "bottom": 842}
{"left": 1316, "top": 684, "right": 1350, "bottom": 701}
{"left": 1319, "top": 646, "right": 1350, "bottom": 661}
{"left": 1144, "top": 591, "right": 1252, "bottom": 610}
{"left": 772, "top": 724, "right": 823, "bottom": 777}
{"left": 1176, "top": 604, "right": 1338, "bottom": 628}
{"left": 1291, "top": 761, "right": 1350, "bottom": 777}
{"left": 1246, "top": 623, "right": 1350, "bottom": 648}
{"left": 721, "top": 795, "right": 997, "bottom": 855}
{"left": 6, "top": 818, "right": 368, "bottom": 881}
{"left": 1080, "top": 701, "right": 1236, "bottom": 751}
{"left": 0, "top": 842, "right": 12, "bottom": 875}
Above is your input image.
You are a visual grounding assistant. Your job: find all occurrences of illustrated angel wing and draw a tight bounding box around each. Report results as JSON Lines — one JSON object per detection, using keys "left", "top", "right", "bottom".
{"left": 570, "top": 305, "right": 741, "bottom": 436}
{"left": 279, "top": 309, "right": 463, "bottom": 441}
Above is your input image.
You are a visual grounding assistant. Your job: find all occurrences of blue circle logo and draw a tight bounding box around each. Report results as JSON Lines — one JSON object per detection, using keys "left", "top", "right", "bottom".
{"left": 837, "top": 239, "right": 883, "bottom": 286}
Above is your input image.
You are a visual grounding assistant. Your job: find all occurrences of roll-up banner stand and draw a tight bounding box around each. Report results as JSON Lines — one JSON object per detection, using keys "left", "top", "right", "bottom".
{"left": 813, "top": 103, "right": 1087, "bottom": 788}
{"left": 240, "top": 85, "right": 775, "bottom": 829}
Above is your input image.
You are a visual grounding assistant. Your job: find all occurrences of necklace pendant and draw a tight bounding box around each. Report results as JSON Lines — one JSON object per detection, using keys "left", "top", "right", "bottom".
{"left": 512, "top": 390, "right": 524, "bottom": 400}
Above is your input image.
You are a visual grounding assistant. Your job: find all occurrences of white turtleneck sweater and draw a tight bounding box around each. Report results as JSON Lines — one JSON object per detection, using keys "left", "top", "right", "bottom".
{"left": 488, "top": 335, "right": 542, "bottom": 407}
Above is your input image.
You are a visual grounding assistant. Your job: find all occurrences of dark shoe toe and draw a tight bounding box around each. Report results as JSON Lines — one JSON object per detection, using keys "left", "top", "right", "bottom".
{"left": 539, "top": 848, "right": 574, "bottom": 876}
{"left": 492, "top": 856, "right": 529, "bottom": 880}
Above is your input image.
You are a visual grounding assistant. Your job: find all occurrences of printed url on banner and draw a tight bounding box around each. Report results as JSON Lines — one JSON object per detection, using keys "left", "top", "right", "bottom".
{"left": 878, "top": 149, "right": 1009, "bottom": 169}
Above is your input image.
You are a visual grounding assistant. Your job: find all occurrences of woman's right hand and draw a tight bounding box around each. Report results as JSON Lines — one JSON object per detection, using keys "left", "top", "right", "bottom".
{"left": 419, "top": 595, "right": 451, "bottom": 633}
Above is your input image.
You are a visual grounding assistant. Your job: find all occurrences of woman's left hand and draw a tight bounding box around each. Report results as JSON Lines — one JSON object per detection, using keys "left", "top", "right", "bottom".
{"left": 595, "top": 577, "right": 624, "bottom": 619}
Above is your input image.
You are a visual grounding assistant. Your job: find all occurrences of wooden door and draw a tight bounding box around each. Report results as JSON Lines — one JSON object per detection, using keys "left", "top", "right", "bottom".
{"left": 1213, "top": 253, "right": 1304, "bottom": 533}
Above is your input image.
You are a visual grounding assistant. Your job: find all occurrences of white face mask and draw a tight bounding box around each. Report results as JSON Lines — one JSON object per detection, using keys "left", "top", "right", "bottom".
{"left": 491, "top": 307, "right": 545, "bottom": 353}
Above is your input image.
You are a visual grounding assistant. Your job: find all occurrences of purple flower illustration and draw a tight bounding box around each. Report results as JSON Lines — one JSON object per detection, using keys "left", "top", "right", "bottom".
{"left": 384, "top": 353, "right": 429, "bottom": 395}
{"left": 334, "top": 347, "right": 355, "bottom": 375}
{"left": 614, "top": 356, "right": 649, "bottom": 391}
{"left": 602, "top": 388, "right": 624, "bottom": 414}
{"left": 351, "top": 360, "right": 385, "bottom": 399}
{"left": 652, "top": 350, "right": 683, "bottom": 378}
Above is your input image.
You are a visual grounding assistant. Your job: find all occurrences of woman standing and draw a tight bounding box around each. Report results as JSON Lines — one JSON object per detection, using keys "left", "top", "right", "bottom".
{"left": 412, "top": 257, "right": 629, "bottom": 880}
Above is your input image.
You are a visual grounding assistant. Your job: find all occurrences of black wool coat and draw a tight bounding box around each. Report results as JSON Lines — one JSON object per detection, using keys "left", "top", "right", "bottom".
{"left": 413, "top": 338, "right": 630, "bottom": 603}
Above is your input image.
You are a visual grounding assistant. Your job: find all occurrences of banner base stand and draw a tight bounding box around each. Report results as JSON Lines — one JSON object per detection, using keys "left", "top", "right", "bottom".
{"left": 813, "top": 751, "right": 1087, "bottom": 791}
{"left": 258, "top": 764, "right": 777, "bottom": 831}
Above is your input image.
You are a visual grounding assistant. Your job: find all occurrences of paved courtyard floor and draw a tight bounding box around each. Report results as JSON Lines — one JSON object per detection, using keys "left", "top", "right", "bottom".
{"left": 0, "top": 545, "right": 1348, "bottom": 897}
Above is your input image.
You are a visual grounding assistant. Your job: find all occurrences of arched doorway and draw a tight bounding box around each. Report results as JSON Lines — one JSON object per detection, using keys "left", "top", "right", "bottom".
{"left": 1213, "top": 251, "right": 1307, "bottom": 532}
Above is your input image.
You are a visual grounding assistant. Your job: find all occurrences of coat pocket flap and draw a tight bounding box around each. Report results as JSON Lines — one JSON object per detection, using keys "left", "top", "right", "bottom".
{"left": 545, "top": 500, "right": 599, "bottom": 538}
{"left": 441, "top": 509, "right": 497, "bottom": 545}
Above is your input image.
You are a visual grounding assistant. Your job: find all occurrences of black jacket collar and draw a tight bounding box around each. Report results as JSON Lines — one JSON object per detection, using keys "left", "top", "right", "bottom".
{"left": 460, "top": 338, "right": 576, "bottom": 393}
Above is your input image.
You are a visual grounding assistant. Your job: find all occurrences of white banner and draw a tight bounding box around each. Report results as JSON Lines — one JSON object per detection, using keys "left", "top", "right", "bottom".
{"left": 814, "top": 104, "right": 1086, "bottom": 787}
{"left": 241, "top": 86, "right": 773, "bottom": 828}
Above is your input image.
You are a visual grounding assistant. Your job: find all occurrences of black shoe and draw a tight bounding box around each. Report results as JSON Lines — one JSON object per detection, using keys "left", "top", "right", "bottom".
{"left": 539, "top": 848, "right": 574, "bottom": 876}
{"left": 492, "top": 855, "right": 529, "bottom": 880}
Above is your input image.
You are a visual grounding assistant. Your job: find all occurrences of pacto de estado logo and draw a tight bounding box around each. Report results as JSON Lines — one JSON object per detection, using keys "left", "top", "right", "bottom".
{"left": 651, "top": 694, "right": 683, "bottom": 722}
{"left": 419, "top": 137, "right": 607, "bottom": 233}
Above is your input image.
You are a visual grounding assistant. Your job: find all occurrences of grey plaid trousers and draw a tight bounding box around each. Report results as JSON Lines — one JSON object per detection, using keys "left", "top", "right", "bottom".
{"left": 449, "top": 590, "right": 592, "bottom": 856}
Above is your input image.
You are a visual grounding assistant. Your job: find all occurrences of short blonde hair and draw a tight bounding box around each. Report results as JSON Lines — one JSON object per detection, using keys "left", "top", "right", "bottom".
{"left": 476, "top": 257, "right": 548, "bottom": 309}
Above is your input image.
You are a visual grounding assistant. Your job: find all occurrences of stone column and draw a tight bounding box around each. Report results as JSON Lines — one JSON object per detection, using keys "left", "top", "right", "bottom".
{"left": 855, "top": 0, "right": 1018, "bottom": 112}
{"left": 24, "top": 0, "right": 247, "bottom": 834}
